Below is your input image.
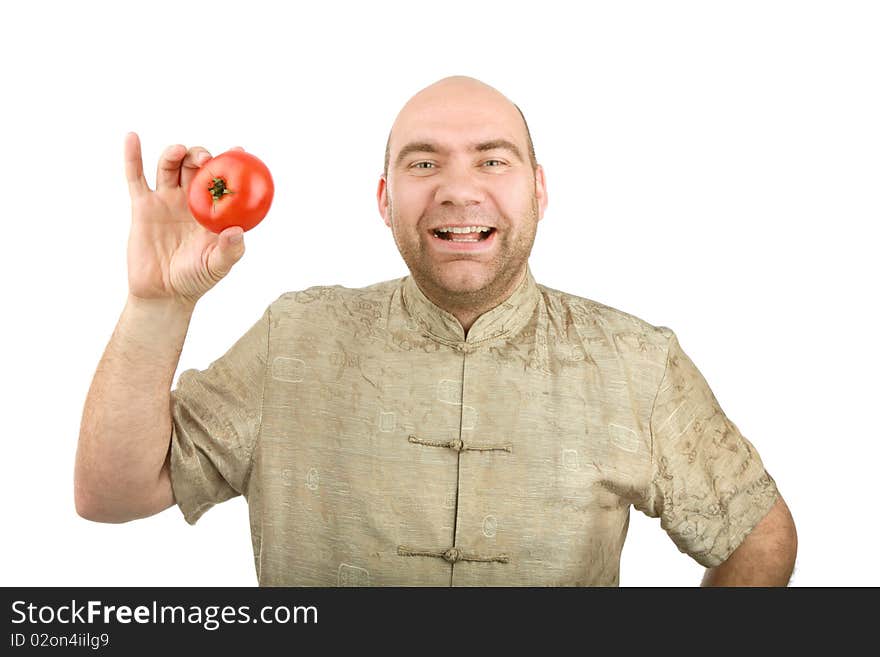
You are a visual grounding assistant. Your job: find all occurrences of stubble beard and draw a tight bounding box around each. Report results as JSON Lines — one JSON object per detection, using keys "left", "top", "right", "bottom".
{"left": 388, "top": 194, "right": 539, "bottom": 313}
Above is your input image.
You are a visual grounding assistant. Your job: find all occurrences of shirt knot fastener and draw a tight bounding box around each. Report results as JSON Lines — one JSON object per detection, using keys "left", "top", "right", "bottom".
{"left": 397, "top": 545, "right": 511, "bottom": 564}
{"left": 443, "top": 547, "right": 463, "bottom": 563}
{"left": 407, "top": 434, "right": 513, "bottom": 454}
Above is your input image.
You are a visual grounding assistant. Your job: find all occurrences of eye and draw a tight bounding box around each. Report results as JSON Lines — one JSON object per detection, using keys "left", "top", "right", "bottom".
{"left": 483, "top": 160, "right": 506, "bottom": 167}
{"left": 412, "top": 162, "right": 435, "bottom": 169}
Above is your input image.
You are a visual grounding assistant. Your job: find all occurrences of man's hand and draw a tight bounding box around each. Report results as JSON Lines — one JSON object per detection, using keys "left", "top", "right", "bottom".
{"left": 125, "top": 132, "right": 247, "bottom": 309}
{"left": 701, "top": 494, "right": 798, "bottom": 586}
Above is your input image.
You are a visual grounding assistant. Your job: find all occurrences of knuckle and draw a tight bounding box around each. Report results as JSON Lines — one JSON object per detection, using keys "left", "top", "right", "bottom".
{"left": 188, "top": 147, "right": 211, "bottom": 165}
{"left": 164, "top": 144, "right": 184, "bottom": 159}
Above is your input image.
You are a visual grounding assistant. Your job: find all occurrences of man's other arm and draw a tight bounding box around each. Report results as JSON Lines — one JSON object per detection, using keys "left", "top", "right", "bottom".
{"left": 701, "top": 494, "right": 798, "bottom": 586}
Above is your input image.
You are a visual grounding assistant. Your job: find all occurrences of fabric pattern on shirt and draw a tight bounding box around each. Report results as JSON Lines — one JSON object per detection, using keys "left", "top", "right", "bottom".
{"left": 168, "top": 266, "right": 778, "bottom": 585}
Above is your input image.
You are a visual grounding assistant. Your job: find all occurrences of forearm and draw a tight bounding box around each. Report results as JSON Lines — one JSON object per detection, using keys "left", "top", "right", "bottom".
{"left": 75, "top": 295, "right": 194, "bottom": 519}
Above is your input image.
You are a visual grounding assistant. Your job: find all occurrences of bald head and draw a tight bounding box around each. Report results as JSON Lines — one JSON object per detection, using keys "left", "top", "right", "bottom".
{"left": 383, "top": 76, "right": 537, "bottom": 180}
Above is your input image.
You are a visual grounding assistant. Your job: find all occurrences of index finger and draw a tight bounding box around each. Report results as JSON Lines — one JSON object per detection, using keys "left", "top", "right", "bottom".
{"left": 124, "top": 132, "right": 149, "bottom": 198}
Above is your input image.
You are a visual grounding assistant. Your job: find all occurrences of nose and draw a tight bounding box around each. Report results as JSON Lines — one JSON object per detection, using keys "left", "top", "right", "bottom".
{"left": 433, "top": 163, "right": 488, "bottom": 207}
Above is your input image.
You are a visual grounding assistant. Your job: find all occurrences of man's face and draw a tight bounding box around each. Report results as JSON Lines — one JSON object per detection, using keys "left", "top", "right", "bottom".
{"left": 377, "top": 82, "right": 547, "bottom": 309}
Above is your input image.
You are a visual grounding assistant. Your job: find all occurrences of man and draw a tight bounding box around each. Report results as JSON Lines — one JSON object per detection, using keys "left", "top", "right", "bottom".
{"left": 76, "top": 76, "right": 797, "bottom": 586}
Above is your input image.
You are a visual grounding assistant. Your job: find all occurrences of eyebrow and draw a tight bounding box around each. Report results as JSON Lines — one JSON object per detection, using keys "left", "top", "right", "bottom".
{"left": 394, "top": 138, "right": 524, "bottom": 168}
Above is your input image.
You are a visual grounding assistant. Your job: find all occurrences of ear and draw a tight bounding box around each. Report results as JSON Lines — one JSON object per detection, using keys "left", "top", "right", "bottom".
{"left": 535, "top": 164, "right": 548, "bottom": 222}
{"left": 377, "top": 174, "right": 391, "bottom": 228}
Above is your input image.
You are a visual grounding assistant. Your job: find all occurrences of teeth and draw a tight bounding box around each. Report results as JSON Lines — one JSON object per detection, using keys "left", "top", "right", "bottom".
{"left": 435, "top": 226, "right": 492, "bottom": 234}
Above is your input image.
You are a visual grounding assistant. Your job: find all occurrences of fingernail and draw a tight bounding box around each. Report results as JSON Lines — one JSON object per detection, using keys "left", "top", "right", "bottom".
{"left": 229, "top": 231, "right": 243, "bottom": 244}
{"left": 198, "top": 153, "right": 211, "bottom": 164}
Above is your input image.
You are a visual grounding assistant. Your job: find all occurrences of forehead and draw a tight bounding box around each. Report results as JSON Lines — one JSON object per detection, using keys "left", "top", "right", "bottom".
{"left": 390, "top": 93, "right": 526, "bottom": 156}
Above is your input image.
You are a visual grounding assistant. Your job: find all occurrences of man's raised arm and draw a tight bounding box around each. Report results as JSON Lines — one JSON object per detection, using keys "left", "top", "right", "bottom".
{"left": 74, "top": 133, "right": 247, "bottom": 523}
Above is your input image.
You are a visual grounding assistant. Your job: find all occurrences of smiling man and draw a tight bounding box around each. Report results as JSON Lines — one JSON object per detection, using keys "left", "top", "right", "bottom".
{"left": 78, "top": 75, "right": 796, "bottom": 587}
{"left": 379, "top": 76, "right": 546, "bottom": 335}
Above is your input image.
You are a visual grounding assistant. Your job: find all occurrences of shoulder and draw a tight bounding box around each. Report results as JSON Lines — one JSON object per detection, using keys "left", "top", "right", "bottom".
{"left": 264, "top": 277, "right": 403, "bottom": 334}
{"left": 536, "top": 281, "right": 673, "bottom": 354}
{"left": 270, "top": 277, "right": 402, "bottom": 310}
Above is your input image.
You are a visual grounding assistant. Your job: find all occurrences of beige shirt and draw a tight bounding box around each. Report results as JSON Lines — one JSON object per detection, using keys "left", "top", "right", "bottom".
{"left": 169, "top": 265, "right": 778, "bottom": 586}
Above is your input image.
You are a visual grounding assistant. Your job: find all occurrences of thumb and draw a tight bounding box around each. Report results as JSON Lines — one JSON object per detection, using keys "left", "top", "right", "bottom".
{"left": 206, "top": 228, "right": 246, "bottom": 280}
{"left": 224, "top": 227, "right": 245, "bottom": 249}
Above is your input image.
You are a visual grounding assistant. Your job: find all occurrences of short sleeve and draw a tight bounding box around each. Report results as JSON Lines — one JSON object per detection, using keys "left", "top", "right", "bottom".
{"left": 169, "top": 305, "right": 270, "bottom": 525}
{"left": 633, "top": 330, "right": 779, "bottom": 567}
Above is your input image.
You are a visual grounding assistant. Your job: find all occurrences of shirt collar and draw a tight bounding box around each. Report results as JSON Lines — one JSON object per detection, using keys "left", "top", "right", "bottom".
{"left": 401, "top": 264, "right": 540, "bottom": 346}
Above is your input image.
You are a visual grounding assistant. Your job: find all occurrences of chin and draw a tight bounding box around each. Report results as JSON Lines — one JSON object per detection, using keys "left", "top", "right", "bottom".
{"left": 432, "top": 264, "right": 496, "bottom": 295}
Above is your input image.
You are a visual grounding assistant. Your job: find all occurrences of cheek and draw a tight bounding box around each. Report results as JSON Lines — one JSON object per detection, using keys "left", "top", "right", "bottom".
{"left": 494, "top": 178, "right": 534, "bottom": 212}
{"left": 390, "top": 192, "right": 429, "bottom": 232}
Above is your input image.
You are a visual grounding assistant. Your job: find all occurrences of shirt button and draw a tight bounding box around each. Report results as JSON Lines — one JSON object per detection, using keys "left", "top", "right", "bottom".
{"left": 443, "top": 547, "right": 463, "bottom": 563}
{"left": 449, "top": 439, "right": 464, "bottom": 452}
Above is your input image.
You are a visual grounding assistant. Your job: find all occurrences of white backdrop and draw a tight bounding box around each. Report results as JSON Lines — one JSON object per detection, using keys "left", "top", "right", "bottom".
{"left": 2, "top": 0, "right": 877, "bottom": 587}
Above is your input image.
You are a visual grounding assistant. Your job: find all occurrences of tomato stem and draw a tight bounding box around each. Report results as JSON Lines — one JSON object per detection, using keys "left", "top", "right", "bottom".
{"left": 208, "top": 177, "right": 234, "bottom": 203}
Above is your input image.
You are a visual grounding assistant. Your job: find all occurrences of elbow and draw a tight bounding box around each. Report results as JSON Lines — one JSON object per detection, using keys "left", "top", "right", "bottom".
{"left": 74, "top": 481, "right": 135, "bottom": 524}
{"left": 74, "top": 444, "right": 105, "bottom": 522}
{"left": 74, "top": 451, "right": 135, "bottom": 523}
{"left": 74, "top": 466, "right": 103, "bottom": 522}
{"left": 74, "top": 476, "right": 171, "bottom": 524}
{"left": 73, "top": 471, "right": 99, "bottom": 521}
{"left": 75, "top": 497, "right": 138, "bottom": 524}
{"left": 74, "top": 488, "right": 120, "bottom": 524}
{"left": 75, "top": 493, "right": 102, "bottom": 523}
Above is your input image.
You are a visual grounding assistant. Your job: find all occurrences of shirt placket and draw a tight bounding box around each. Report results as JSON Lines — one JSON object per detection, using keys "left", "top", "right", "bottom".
{"left": 395, "top": 271, "right": 539, "bottom": 584}
{"left": 395, "top": 340, "right": 512, "bottom": 584}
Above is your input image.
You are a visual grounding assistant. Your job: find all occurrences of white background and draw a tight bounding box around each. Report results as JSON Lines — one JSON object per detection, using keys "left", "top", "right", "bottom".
{"left": 1, "top": 0, "right": 877, "bottom": 587}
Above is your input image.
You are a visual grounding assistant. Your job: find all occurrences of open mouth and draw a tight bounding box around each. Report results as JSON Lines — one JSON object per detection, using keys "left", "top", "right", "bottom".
{"left": 431, "top": 227, "right": 496, "bottom": 242}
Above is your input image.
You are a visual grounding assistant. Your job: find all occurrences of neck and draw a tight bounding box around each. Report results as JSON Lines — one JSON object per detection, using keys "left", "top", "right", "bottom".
{"left": 418, "top": 266, "right": 528, "bottom": 337}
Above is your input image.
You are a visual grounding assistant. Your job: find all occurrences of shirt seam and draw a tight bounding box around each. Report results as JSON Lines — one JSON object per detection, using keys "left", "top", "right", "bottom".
{"left": 647, "top": 329, "right": 675, "bottom": 493}
{"left": 241, "top": 304, "right": 270, "bottom": 494}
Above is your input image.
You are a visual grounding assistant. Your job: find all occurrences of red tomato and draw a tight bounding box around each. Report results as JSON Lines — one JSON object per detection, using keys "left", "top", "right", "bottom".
{"left": 187, "top": 150, "right": 274, "bottom": 233}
